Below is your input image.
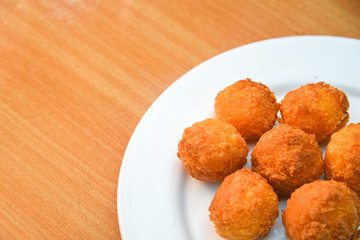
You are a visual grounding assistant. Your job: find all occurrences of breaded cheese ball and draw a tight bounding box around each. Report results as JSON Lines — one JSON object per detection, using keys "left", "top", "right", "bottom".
{"left": 280, "top": 82, "right": 349, "bottom": 142}
{"left": 177, "top": 119, "right": 249, "bottom": 182}
{"left": 251, "top": 124, "right": 324, "bottom": 196}
{"left": 209, "top": 168, "right": 279, "bottom": 240}
{"left": 214, "top": 78, "right": 279, "bottom": 140}
{"left": 325, "top": 123, "right": 360, "bottom": 196}
{"left": 283, "top": 180, "right": 360, "bottom": 240}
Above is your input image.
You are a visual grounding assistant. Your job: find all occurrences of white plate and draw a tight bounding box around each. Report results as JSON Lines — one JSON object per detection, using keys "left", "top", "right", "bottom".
{"left": 117, "top": 36, "right": 360, "bottom": 240}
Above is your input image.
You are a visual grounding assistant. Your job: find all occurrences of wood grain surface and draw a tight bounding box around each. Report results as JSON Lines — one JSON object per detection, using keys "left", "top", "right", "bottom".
{"left": 0, "top": 0, "right": 359, "bottom": 239}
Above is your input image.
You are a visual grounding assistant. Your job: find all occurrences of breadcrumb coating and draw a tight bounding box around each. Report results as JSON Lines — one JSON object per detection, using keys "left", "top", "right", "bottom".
{"left": 251, "top": 124, "right": 324, "bottom": 196}
{"left": 283, "top": 180, "right": 360, "bottom": 240}
{"left": 209, "top": 168, "right": 279, "bottom": 240}
{"left": 215, "top": 78, "right": 279, "bottom": 140}
{"left": 177, "top": 119, "right": 249, "bottom": 182}
{"left": 279, "top": 82, "right": 349, "bottom": 142}
{"left": 325, "top": 123, "right": 360, "bottom": 196}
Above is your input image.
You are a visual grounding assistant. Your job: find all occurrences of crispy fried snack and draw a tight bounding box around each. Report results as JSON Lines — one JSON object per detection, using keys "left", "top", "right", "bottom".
{"left": 325, "top": 123, "right": 360, "bottom": 196}
{"left": 283, "top": 180, "right": 360, "bottom": 240}
{"left": 177, "top": 119, "right": 249, "bottom": 182}
{"left": 214, "top": 78, "right": 279, "bottom": 140}
{"left": 251, "top": 124, "right": 324, "bottom": 196}
{"left": 209, "top": 168, "right": 279, "bottom": 240}
{"left": 279, "top": 82, "right": 349, "bottom": 142}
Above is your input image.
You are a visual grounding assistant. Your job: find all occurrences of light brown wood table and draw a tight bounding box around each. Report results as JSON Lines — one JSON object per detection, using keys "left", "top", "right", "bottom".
{"left": 0, "top": 0, "right": 359, "bottom": 239}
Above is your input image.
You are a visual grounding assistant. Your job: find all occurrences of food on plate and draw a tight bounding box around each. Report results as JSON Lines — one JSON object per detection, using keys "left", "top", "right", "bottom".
{"left": 175, "top": 79, "right": 356, "bottom": 238}
{"left": 279, "top": 82, "right": 349, "bottom": 142}
{"left": 214, "top": 78, "right": 279, "bottom": 140}
{"left": 282, "top": 180, "right": 360, "bottom": 240}
{"left": 325, "top": 123, "right": 360, "bottom": 196}
{"left": 177, "top": 118, "right": 249, "bottom": 182}
{"left": 251, "top": 124, "right": 324, "bottom": 196}
{"left": 209, "top": 168, "right": 279, "bottom": 240}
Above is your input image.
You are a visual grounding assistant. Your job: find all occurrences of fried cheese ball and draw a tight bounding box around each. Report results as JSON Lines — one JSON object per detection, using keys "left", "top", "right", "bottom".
{"left": 251, "top": 124, "right": 324, "bottom": 196}
{"left": 177, "top": 119, "right": 249, "bottom": 182}
{"left": 280, "top": 82, "right": 349, "bottom": 142}
{"left": 325, "top": 123, "right": 360, "bottom": 196}
{"left": 283, "top": 180, "right": 360, "bottom": 240}
{"left": 215, "top": 78, "right": 279, "bottom": 140}
{"left": 209, "top": 168, "right": 279, "bottom": 240}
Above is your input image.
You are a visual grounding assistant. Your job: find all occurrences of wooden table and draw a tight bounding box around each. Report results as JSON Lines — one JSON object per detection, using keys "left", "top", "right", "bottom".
{"left": 0, "top": 0, "right": 359, "bottom": 239}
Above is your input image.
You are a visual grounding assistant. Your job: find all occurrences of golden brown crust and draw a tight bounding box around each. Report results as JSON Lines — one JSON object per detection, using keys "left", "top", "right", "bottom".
{"left": 283, "top": 180, "right": 360, "bottom": 240}
{"left": 209, "top": 168, "right": 279, "bottom": 240}
{"left": 177, "top": 119, "right": 249, "bottom": 182}
{"left": 325, "top": 123, "right": 360, "bottom": 196}
{"left": 215, "top": 78, "right": 279, "bottom": 140}
{"left": 279, "top": 82, "right": 349, "bottom": 142}
{"left": 251, "top": 124, "right": 324, "bottom": 196}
